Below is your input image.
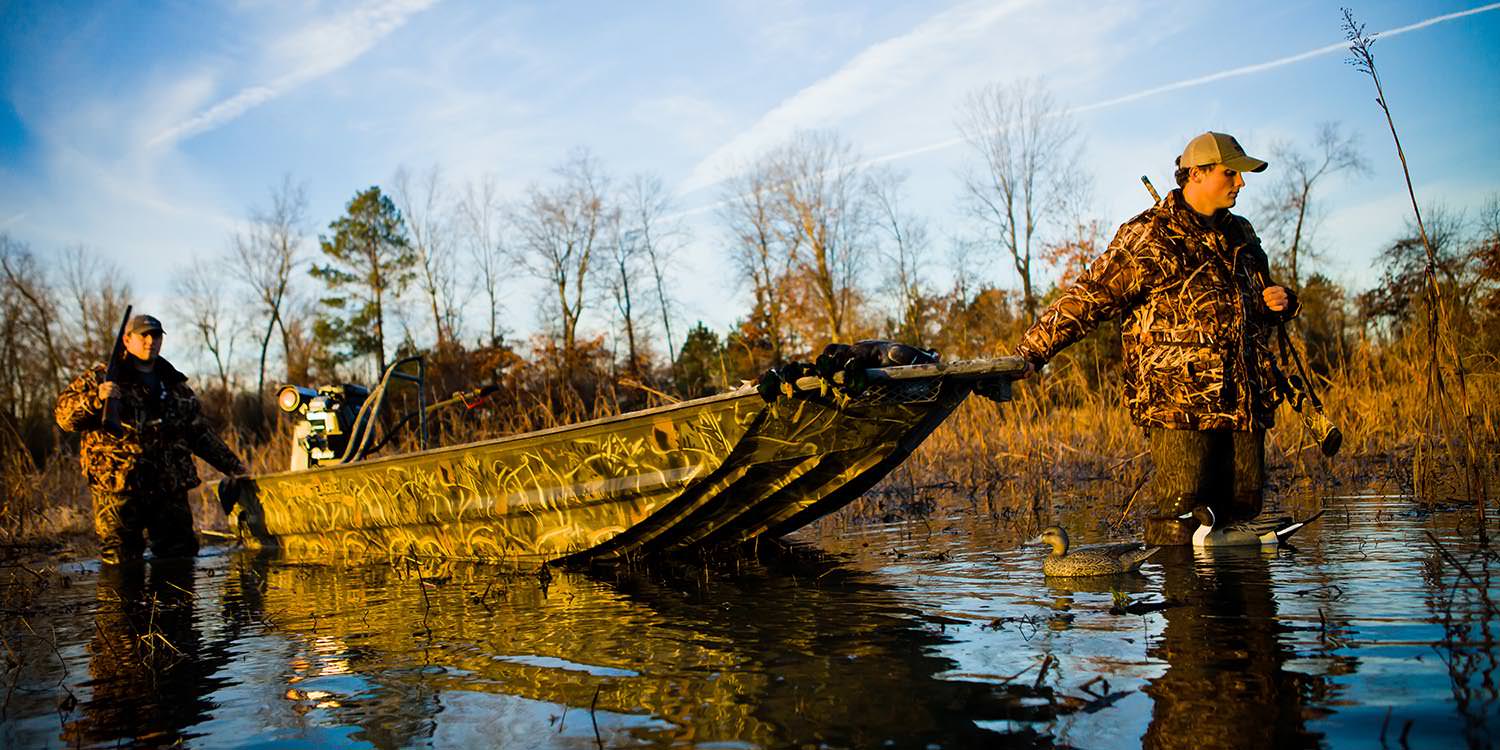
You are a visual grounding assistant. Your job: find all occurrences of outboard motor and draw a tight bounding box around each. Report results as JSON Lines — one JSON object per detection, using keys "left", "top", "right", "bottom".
{"left": 276, "top": 383, "right": 371, "bottom": 469}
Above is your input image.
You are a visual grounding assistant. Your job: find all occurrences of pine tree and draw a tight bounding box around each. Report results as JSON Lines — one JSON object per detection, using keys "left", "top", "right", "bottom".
{"left": 673, "top": 322, "right": 724, "bottom": 398}
{"left": 310, "top": 186, "right": 415, "bottom": 377}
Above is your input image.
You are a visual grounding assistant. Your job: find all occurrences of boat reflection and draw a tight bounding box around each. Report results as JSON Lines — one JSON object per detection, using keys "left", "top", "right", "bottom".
{"left": 223, "top": 549, "right": 1072, "bottom": 747}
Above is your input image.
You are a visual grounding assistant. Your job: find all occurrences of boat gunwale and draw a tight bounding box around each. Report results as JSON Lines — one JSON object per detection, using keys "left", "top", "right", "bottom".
{"left": 241, "top": 356, "right": 1024, "bottom": 484}
{"left": 245, "top": 385, "right": 759, "bottom": 483}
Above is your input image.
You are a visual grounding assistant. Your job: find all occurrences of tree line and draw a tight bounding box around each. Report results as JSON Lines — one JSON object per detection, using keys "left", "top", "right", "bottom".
{"left": 2, "top": 79, "right": 1497, "bottom": 474}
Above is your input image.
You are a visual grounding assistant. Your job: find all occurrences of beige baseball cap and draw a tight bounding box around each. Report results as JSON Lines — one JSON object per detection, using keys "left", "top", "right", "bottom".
{"left": 1178, "top": 131, "right": 1268, "bottom": 173}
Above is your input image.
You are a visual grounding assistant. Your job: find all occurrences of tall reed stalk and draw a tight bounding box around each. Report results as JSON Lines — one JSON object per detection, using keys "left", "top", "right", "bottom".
{"left": 1343, "top": 8, "right": 1489, "bottom": 537}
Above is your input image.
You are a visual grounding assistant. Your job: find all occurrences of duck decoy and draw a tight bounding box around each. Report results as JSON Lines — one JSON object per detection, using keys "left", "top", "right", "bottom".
{"left": 1177, "top": 505, "right": 1325, "bottom": 547}
{"left": 1029, "top": 526, "right": 1159, "bottom": 577}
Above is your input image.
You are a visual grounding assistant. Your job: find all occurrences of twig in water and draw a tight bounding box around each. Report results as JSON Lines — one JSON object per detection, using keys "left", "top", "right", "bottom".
{"left": 1114, "top": 469, "right": 1153, "bottom": 528}
{"left": 590, "top": 685, "right": 603, "bottom": 750}
{"left": 1294, "top": 584, "right": 1345, "bottom": 600}
{"left": 1425, "top": 531, "right": 1498, "bottom": 617}
{"left": 1033, "top": 653, "right": 1054, "bottom": 689}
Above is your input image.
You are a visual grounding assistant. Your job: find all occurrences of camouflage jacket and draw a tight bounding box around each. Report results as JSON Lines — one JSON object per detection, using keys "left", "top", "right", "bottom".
{"left": 55, "top": 357, "right": 246, "bottom": 494}
{"left": 1017, "top": 189, "right": 1299, "bottom": 431}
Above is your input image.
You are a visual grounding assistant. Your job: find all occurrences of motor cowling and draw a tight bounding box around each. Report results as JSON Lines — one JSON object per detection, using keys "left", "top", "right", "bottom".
{"left": 277, "top": 383, "right": 370, "bottom": 469}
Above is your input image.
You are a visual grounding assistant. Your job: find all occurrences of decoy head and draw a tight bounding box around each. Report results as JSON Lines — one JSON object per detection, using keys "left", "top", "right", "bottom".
{"left": 1177, "top": 505, "right": 1217, "bottom": 528}
{"left": 1028, "top": 525, "right": 1069, "bottom": 555}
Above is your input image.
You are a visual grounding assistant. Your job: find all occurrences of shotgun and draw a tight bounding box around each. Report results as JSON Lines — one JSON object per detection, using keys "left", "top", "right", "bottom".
{"left": 102, "top": 305, "right": 132, "bottom": 435}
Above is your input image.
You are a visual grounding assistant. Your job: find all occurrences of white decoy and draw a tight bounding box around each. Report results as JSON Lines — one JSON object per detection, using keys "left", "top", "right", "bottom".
{"left": 1177, "top": 505, "right": 1324, "bottom": 547}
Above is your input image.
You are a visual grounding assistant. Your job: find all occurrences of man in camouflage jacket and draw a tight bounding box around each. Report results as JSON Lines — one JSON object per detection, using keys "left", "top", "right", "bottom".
{"left": 1015, "top": 132, "right": 1299, "bottom": 544}
{"left": 55, "top": 314, "right": 246, "bottom": 564}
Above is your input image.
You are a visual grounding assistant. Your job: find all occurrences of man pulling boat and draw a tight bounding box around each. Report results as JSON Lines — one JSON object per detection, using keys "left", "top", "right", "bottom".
{"left": 1014, "top": 132, "right": 1300, "bottom": 545}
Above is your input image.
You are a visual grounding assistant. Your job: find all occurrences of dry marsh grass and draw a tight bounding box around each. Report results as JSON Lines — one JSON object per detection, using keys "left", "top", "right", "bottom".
{"left": 4, "top": 342, "right": 1496, "bottom": 553}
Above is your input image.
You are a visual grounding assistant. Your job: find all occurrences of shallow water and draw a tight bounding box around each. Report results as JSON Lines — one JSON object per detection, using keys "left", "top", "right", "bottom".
{"left": 1, "top": 494, "right": 1495, "bottom": 748}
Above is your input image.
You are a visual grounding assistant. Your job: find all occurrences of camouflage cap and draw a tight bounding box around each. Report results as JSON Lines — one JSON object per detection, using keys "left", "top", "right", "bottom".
{"left": 1178, "top": 132, "right": 1268, "bottom": 173}
{"left": 125, "top": 314, "right": 164, "bottom": 335}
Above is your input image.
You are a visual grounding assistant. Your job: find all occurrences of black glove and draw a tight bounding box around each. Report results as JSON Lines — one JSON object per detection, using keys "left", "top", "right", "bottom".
{"left": 218, "top": 476, "right": 249, "bottom": 515}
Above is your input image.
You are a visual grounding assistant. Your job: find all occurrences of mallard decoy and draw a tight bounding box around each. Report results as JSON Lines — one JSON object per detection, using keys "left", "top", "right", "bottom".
{"left": 1029, "top": 526, "right": 1160, "bottom": 577}
{"left": 1177, "top": 505, "right": 1325, "bottom": 547}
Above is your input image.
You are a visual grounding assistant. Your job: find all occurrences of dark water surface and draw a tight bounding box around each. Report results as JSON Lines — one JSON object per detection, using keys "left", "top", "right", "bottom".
{"left": 2, "top": 494, "right": 1495, "bottom": 748}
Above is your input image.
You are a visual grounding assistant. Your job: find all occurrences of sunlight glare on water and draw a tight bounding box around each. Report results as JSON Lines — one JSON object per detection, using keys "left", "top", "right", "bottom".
{"left": 0, "top": 494, "right": 1494, "bottom": 748}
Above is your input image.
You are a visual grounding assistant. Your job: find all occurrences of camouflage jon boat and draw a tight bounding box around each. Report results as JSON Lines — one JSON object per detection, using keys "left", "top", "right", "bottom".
{"left": 219, "top": 356, "right": 1024, "bottom": 564}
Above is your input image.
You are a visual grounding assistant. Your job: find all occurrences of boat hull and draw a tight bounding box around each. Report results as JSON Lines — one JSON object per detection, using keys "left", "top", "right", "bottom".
{"left": 223, "top": 360, "right": 1019, "bottom": 563}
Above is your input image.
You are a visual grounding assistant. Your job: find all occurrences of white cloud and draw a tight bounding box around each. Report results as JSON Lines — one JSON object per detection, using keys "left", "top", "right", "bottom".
{"left": 630, "top": 95, "right": 734, "bottom": 153}
{"left": 681, "top": 0, "right": 1044, "bottom": 190}
{"left": 682, "top": 1, "right": 1500, "bottom": 203}
{"left": 146, "top": 0, "right": 440, "bottom": 150}
{"left": 680, "top": 0, "right": 1134, "bottom": 194}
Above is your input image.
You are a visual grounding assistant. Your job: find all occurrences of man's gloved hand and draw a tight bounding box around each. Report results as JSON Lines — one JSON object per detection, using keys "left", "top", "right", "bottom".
{"left": 218, "top": 475, "right": 249, "bottom": 515}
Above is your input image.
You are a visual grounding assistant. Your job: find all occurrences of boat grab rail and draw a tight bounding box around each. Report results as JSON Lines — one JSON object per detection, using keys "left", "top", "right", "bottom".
{"left": 788, "top": 355, "right": 1028, "bottom": 392}
{"left": 328, "top": 356, "right": 427, "bottom": 465}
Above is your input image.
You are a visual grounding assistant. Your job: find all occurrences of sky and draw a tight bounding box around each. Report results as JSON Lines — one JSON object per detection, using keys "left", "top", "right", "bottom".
{"left": 2, "top": 0, "right": 1498, "bottom": 379}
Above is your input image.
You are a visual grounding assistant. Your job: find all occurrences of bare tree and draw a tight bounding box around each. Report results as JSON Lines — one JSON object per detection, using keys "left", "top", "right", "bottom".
{"left": 58, "top": 245, "right": 131, "bottom": 362}
{"left": 605, "top": 213, "right": 646, "bottom": 377}
{"left": 279, "top": 293, "right": 323, "bottom": 385}
{"left": 172, "top": 256, "right": 238, "bottom": 392}
{"left": 770, "top": 130, "right": 874, "bottom": 343}
{"left": 1257, "top": 122, "right": 1368, "bottom": 287}
{"left": 233, "top": 175, "right": 306, "bottom": 395}
{"left": 0, "top": 235, "right": 67, "bottom": 389}
{"left": 0, "top": 235, "right": 70, "bottom": 427}
{"left": 458, "top": 173, "right": 508, "bottom": 346}
{"left": 956, "top": 78, "right": 1082, "bottom": 322}
{"left": 869, "top": 167, "right": 931, "bottom": 345}
{"left": 622, "top": 173, "right": 686, "bottom": 372}
{"left": 393, "top": 164, "right": 461, "bottom": 349}
{"left": 721, "top": 158, "right": 796, "bottom": 364}
{"left": 511, "top": 149, "right": 612, "bottom": 368}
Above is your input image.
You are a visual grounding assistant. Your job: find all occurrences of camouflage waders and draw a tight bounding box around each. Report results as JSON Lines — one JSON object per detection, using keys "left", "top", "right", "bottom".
{"left": 1143, "top": 428, "right": 1265, "bottom": 545}
{"left": 92, "top": 489, "right": 200, "bottom": 564}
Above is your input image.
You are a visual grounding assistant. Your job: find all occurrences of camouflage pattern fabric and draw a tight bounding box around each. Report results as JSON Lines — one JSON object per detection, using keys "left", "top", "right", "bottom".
{"left": 1017, "top": 189, "right": 1298, "bottom": 431}
{"left": 56, "top": 356, "right": 245, "bottom": 562}
{"left": 91, "top": 489, "right": 199, "bottom": 564}
{"left": 55, "top": 357, "right": 246, "bottom": 494}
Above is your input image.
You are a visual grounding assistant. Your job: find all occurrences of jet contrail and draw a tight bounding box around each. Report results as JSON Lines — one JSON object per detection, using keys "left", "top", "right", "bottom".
{"left": 672, "top": 1, "right": 1500, "bottom": 219}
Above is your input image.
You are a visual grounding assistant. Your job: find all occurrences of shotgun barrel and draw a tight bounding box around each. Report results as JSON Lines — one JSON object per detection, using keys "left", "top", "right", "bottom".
{"left": 102, "top": 305, "right": 132, "bottom": 435}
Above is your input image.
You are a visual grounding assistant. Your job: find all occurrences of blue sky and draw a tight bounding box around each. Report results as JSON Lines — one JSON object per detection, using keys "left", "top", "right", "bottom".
{"left": 2, "top": 1, "right": 1498, "bottom": 376}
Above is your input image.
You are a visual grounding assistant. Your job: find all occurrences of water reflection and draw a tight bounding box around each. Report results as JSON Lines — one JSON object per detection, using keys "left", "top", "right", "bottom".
{"left": 5, "top": 496, "right": 1492, "bottom": 748}
{"left": 62, "top": 560, "right": 232, "bottom": 747}
{"left": 1141, "top": 546, "right": 1323, "bottom": 749}
{"left": 222, "top": 549, "right": 1066, "bottom": 747}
